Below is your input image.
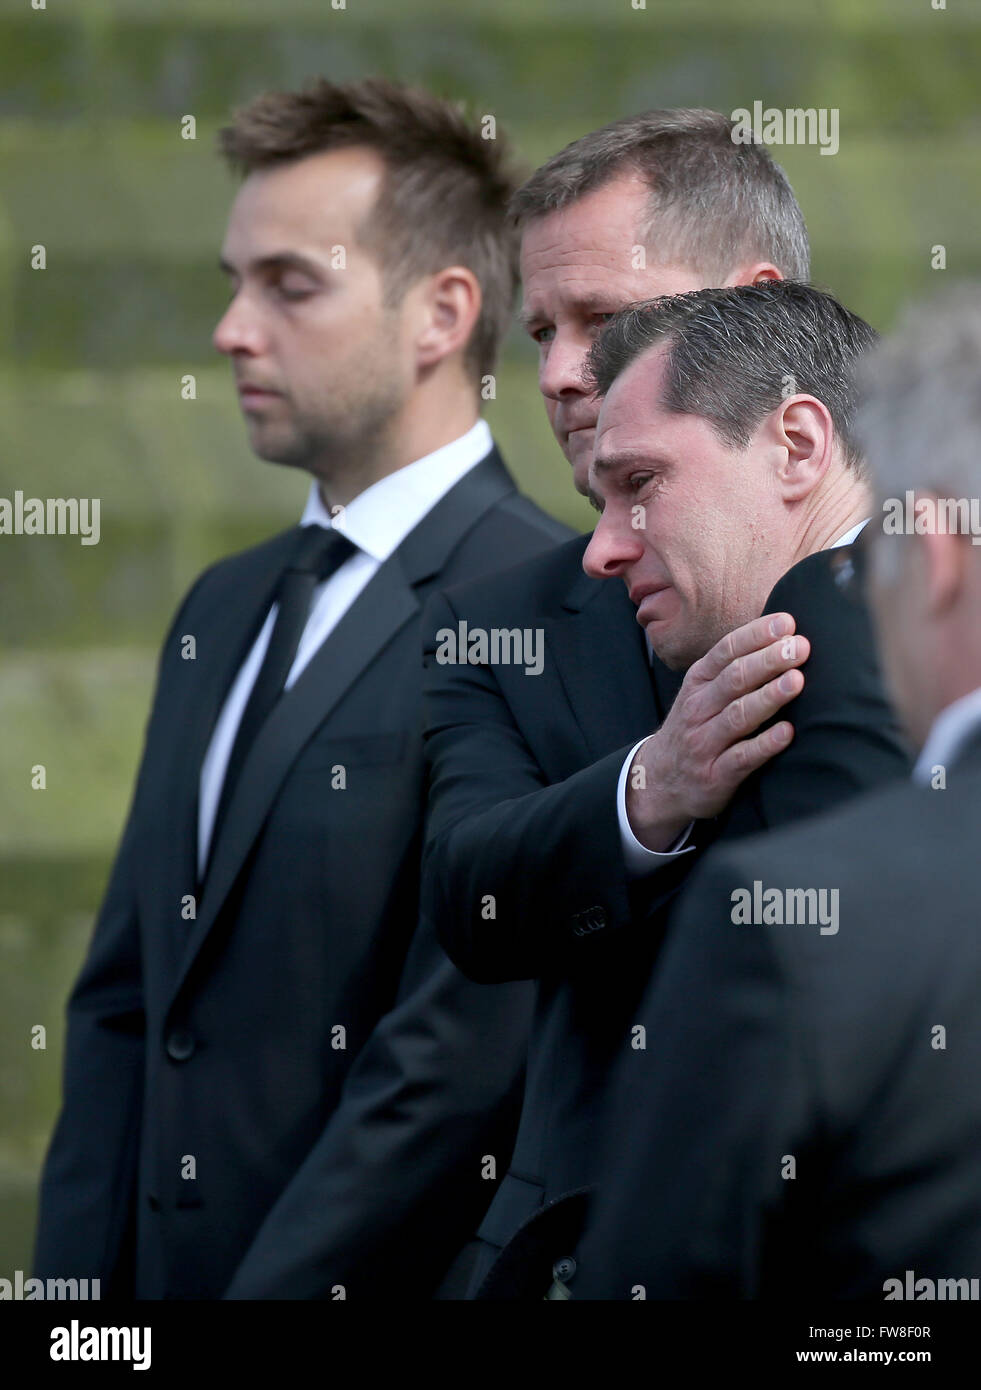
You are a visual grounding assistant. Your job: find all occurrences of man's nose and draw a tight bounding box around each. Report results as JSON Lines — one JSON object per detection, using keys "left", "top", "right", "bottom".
{"left": 582, "top": 510, "right": 645, "bottom": 580}
{"left": 213, "top": 296, "right": 266, "bottom": 356}
{"left": 539, "top": 329, "right": 590, "bottom": 402}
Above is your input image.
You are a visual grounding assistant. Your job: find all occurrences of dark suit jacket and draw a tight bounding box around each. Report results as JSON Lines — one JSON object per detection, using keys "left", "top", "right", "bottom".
{"left": 33, "top": 446, "right": 571, "bottom": 1300}
{"left": 420, "top": 534, "right": 911, "bottom": 1296}
{"left": 574, "top": 724, "right": 981, "bottom": 1299}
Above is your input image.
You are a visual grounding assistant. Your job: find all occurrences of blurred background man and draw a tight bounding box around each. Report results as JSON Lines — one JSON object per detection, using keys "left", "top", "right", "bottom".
{"left": 574, "top": 286, "right": 981, "bottom": 1300}
{"left": 33, "top": 77, "right": 568, "bottom": 1300}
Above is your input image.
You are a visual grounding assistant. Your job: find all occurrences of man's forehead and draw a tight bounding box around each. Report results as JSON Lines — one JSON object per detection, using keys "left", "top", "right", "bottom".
{"left": 228, "top": 146, "right": 384, "bottom": 236}
{"left": 593, "top": 348, "right": 672, "bottom": 455}
{"left": 601, "top": 343, "right": 670, "bottom": 412}
{"left": 520, "top": 241, "right": 707, "bottom": 324}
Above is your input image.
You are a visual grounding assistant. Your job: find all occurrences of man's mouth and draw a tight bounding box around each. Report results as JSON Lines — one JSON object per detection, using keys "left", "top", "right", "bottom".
{"left": 632, "top": 585, "right": 672, "bottom": 624}
{"left": 237, "top": 382, "right": 282, "bottom": 405}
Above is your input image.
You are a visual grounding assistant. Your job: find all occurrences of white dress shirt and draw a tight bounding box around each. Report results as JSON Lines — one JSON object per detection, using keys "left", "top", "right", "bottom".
{"left": 618, "top": 519, "right": 870, "bottom": 874}
{"left": 913, "top": 685, "right": 981, "bottom": 785}
{"left": 197, "top": 418, "right": 493, "bottom": 876}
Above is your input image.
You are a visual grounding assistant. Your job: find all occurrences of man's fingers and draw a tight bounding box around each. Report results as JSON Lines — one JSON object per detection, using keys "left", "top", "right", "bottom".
{"left": 697, "top": 633, "right": 810, "bottom": 723}
{"left": 694, "top": 612, "right": 796, "bottom": 685}
{"left": 712, "top": 718, "right": 796, "bottom": 789}
{"left": 702, "top": 668, "right": 804, "bottom": 755}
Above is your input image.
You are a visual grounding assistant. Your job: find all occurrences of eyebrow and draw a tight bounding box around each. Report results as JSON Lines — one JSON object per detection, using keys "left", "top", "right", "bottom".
{"left": 218, "top": 252, "right": 324, "bottom": 279}
{"left": 517, "top": 303, "right": 543, "bottom": 331}
{"left": 517, "top": 294, "right": 619, "bottom": 331}
{"left": 591, "top": 451, "right": 665, "bottom": 475}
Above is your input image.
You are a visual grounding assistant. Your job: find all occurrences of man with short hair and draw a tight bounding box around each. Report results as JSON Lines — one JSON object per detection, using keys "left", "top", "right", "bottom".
{"left": 574, "top": 286, "right": 981, "bottom": 1299}
{"left": 33, "top": 76, "right": 569, "bottom": 1300}
{"left": 421, "top": 123, "right": 910, "bottom": 1297}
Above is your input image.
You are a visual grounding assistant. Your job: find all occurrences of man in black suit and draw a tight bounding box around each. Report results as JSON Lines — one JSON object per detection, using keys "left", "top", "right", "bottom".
{"left": 33, "top": 78, "right": 569, "bottom": 1300}
{"left": 422, "top": 278, "right": 911, "bottom": 1296}
{"left": 574, "top": 288, "right": 981, "bottom": 1299}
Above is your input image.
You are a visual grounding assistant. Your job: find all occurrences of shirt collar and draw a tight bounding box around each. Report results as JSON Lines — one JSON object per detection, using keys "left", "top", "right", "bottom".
{"left": 299, "top": 419, "right": 493, "bottom": 563}
{"left": 830, "top": 518, "right": 869, "bottom": 548}
{"left": 913, "top": 685, "right": 981, "bottom": 784}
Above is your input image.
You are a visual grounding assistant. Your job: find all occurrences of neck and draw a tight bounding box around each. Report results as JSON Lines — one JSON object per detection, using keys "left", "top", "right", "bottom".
{"left": 793, "top": 469, "right": 872, "bottom": 560}
{"left": 316, "top": 371, "right": 480, "bottom": 510}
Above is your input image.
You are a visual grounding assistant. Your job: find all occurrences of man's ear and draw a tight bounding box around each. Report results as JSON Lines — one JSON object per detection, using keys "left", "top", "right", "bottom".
{"left": 768, "top": 395, "right": 834, "bottom": 502}
{"left": 919, "top": 516, "right": 968, "bottom": 619}
{"left": 414, "top": 265, "right": 482, "bottom": 371}
{"left": 722, "top": 261, "right": 784, "bottom": 287}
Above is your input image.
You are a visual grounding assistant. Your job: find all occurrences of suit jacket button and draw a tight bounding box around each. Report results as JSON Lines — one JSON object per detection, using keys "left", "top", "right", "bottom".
{"left": 554, "top": 1256, "right": 577, "bottom": 1282}
{"left": 165, "top": 1028, "right": 195, "bottom": 1062}
{"left": 571, "top": 906, "right": 607, "bottom": 936}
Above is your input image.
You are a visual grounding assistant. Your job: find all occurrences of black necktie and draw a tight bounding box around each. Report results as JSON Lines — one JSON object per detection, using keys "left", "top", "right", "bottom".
{"left": 206, "top": 525, "right": 356, "bottom": 873}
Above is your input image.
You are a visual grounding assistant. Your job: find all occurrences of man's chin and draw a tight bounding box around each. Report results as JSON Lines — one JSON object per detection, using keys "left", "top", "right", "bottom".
{"left": 565, "top": 434, "right": 595, "bottom": 497}
{"left": 248, "top": 435, "right": 309, "bottom": 470}
{"left": 646, "top": 619, "right": 706, "bottom": 674}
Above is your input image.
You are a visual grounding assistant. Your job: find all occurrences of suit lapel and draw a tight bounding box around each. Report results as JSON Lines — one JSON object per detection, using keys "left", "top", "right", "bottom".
{"left": 164, "top": 531, "right": 296, "bottom": 921}
{"left": 173, "top": 555, "right": 419, "bottom": 999}
{"left": 545, "top": 560, "right": 666, "bottom": 763}
{"left": 170, "top": 448, "right": 520, "bottom": 1004}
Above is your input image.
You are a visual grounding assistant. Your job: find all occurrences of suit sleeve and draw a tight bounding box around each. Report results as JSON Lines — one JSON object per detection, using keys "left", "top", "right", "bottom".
{"left": 420, "top": 589, "right": 690, "bottom": 984}
{"left": 223, "top": 908, "right": 535, "bottom": 1299}
{"left": 32, "top": 578, "right": 207, "bottom": 1292}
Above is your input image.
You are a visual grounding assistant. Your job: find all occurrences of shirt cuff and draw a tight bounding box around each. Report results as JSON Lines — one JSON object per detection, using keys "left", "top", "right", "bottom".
{"left": 617, "top": 736, "right": 696, "bottom": 877}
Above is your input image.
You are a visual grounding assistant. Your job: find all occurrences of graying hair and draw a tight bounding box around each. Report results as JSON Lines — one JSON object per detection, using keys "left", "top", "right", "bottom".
{"left": 509, "top": 108, "right": 810, "bottom": 282}
{"left": 583, "top": 281, "right": 877, "bottom": 470}
{"left": 854, "top": 285, "right": 981, "bottom": 504}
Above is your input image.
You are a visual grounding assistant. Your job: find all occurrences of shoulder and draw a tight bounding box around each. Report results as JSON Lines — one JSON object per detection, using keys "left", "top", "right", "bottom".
{"left": 431, "top": 531, "right": 591, "bottom": 622}
{"left": 764, "top": 541, "right": 898, "bottom": 726}
{"left": 451, "top": 488, "right": 575, "bottom": 568}
{"left": 765, "top": 544, "right": 861, "bottom": 637}
{"left": 689, "top": 768, "right": 975, "bottom": 972}
{"left": 173, "top": 527, "right": 297, "bottom": 620}
{"left": 450, "top": 443, "right": 576, "bottom": 552}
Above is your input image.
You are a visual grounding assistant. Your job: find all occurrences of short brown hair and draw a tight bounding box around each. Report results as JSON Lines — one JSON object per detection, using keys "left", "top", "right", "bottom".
{"left": 510, "top": 108, "right": 809, "bottom": 283}
{"left": 217, "top": 76, "right": 521, "bottom": 382}
{"left": 584, "top": 282, "right": 874, "bottom": 470}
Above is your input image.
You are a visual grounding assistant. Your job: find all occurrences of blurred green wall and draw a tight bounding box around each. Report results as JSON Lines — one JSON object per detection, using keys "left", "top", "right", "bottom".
{"left": 2, "top": 0, "right": 979, "bottom": 1271}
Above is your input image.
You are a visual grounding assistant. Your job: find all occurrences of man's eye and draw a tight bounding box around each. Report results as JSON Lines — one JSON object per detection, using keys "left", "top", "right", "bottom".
{"left": 531, "top": 326, "right": 554, "bottom": 345}
{"left": 277, "top": 283, "right": 314, "bottom": 301}
{"left": 629, "top": 474, "right": 655, "bottom": 492}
